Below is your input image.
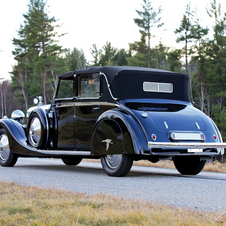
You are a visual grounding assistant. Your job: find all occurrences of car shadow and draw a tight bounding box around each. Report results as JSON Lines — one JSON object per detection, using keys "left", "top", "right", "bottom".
{"left": 14, "top": 162, "right": 186, "bottom": 179}
{"left": 13, "top": 160, "right": 226, "bottom": 181}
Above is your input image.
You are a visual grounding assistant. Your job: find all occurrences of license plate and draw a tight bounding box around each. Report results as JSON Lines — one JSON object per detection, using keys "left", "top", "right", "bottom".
{"left": 188, "top": 149, "right": 203, "bottom": 153}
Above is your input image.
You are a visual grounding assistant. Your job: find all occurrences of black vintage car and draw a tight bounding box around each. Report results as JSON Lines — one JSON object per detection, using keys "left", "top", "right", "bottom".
{"left": 0, "top": 66, "right": 225, "bottom": 176}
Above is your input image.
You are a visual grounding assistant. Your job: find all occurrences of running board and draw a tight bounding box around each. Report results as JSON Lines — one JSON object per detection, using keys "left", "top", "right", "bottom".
{"left": 25, "top": 149, "right": 92, "bottom": 157}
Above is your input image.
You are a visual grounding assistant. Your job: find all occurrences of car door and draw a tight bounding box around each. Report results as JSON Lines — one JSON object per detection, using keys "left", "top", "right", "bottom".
{"left": 74, "top": 73, "right": 102, "bottom": 150}
{"left": 54, "top": 76, "right": 76, "bottom": 149}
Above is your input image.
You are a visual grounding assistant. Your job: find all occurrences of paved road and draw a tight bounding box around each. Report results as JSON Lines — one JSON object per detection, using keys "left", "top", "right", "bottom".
{"left": 0, "top": 158, "right": 226, "bottom": 213}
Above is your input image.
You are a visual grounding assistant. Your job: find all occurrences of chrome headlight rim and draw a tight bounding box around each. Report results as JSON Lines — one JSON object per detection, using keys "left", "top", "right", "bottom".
{"left": 11, "top": 110, "right": 25, "bottom": 124}
{"left": 28, "top": 117, "right": 42, "bottom": 147}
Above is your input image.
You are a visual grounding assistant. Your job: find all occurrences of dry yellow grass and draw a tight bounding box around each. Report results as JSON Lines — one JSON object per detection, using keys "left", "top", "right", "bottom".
{"left": 0, "top": 181, "right": 225, "bottom": 225}
{"left": 85, "top": 159, "right": 226, "bottom": 173}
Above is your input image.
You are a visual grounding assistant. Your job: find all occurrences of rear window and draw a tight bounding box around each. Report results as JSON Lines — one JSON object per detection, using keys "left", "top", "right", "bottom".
{"left": 143, "top": 82, "right": 173, "bottom": 93}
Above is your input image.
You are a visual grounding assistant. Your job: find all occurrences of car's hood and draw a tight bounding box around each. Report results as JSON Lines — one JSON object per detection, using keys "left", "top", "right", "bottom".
{"left": 147, "top": 106, "right": 206, "bottom": 131}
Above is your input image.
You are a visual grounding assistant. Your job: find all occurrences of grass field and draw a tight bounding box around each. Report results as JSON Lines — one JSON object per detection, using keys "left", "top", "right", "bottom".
{"left": 0, "top": 181, "right": 226, "bottom": 226}
{"left": 1, "top": 161, "right": 226, "bottom": 225}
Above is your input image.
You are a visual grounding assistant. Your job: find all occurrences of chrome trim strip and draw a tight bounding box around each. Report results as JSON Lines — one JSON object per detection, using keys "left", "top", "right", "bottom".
{"left": 164, "top": 121, "right": 168, "bottom": 129}
{"left": 54, "top": 101, "right": 117, "bottom": 108}
{"left": 151, "top": 151, "right": 217, "bottom": 156}
{"left": 99, "top": 72, "right": 118, "bottom": 101}
{"left": 35, "top": 150, "right": 91, "bottom": 156}
{"left": 55, "top": 97, "right": 74, "bottom": 101}
{"left": 148, "top": 141, "right": 226, "bottom": 149}
{"left": 73, "top": 102, "right": 117, "bottom": 107}
{"left": 195, "top": 122, "right": 200, "bottom": 129}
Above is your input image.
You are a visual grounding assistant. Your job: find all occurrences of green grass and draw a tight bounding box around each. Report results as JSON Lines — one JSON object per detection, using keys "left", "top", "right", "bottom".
{"left": 0, "top": 181, "right": 225, "bottom": 225}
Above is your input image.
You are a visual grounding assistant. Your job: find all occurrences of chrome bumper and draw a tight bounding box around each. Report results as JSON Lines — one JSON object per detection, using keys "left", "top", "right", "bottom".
{"left": 148, "top": 142, "right": 226, "bottom": 155}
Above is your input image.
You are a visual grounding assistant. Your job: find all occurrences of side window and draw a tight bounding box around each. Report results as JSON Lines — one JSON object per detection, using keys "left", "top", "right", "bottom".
{"left": 79, "top": 74, "right": 100, "bottom": 98}
{"left": 57, "top": 78, "right": 74, "bottom": 99}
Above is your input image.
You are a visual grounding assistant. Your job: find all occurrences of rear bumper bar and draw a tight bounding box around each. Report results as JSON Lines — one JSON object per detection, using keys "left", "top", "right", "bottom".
{"left": 148, "top": 142, "right": 226, "bottom": 154}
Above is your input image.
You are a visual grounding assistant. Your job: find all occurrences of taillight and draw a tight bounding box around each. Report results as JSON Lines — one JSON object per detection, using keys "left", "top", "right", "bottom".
{"left": 152, "top": 134, "right": 157, "bottom": 141}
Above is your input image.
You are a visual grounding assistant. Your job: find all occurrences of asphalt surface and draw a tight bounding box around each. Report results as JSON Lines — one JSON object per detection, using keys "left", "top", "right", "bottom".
{"left": 0, "top": 158, "right": 226, "bottom": 213}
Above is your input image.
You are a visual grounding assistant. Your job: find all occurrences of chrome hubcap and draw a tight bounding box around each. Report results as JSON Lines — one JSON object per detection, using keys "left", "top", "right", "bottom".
{"left": 105, "top": 154, "right": 122, "bottom": 169}
{"left": 0, "top": 134, "right": 10, "bottom": 161}
{"left": 29, "top": 117, "right": 41, "bottom": 147}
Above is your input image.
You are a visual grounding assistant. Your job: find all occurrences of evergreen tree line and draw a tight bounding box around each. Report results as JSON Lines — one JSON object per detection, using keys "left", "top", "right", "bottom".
{"left": 1, "top": 0, "right": 226, "bottom": 139}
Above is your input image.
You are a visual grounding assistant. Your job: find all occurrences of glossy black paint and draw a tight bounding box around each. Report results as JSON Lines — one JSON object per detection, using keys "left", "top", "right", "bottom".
{"left": 54, "top": 99, "right": 75, "bottom": 149}
{"left": 0, "top": 66, "right": 224, "bottom": 161}
{"left": 91, "top": 108, "right": 146, "bottom": 156}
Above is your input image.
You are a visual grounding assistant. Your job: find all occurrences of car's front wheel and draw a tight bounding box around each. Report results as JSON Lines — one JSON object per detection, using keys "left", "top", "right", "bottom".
{"left": 62, "top": 157, "right": 82, "bottom": 166}
{"left": 0, "top": 128, "right": 18, "bottom": 167}
{"left": 173, "top": 156, "right": 206, "bottom": 175}
{"left": 101, "top": 154, "right": 133, "bottom": 177}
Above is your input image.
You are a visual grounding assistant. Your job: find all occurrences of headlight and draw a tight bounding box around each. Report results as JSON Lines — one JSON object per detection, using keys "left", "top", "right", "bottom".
{"left": 11, "top": 110, "right": 25, "bottom": 124}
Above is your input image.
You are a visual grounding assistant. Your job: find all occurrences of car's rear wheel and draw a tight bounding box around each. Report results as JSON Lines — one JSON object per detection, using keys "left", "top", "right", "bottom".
{"left": 62, "top": 157, "right": 82, "bottom": 166}
{"left": 0, "top": 128, "right": 18, "bottom": 167}
{"left": 101, "top": 154, "right": 133, "bottom": 177}
{"left": 173, "top": 156, "right": 206, "bottom": 175}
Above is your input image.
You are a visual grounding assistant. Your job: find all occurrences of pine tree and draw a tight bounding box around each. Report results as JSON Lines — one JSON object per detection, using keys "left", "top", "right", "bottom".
{"left": 174, "top": 4, "right": 194, "bottom": 74}
{"left": 90, "top": 44, "right": 101, "bottom": 66}
{"left": 128, "top": 30, "right": 149, "bottom": 67}
{"left": 206, "top": 0, "right": 226, "bottom": 109}
{"left": 91, "top": 42, "right": 131, "bottom": 66}
{"left": 166, "top": 49, "right": 183, "bottom": 72}
{"left": 66, "top": 48, "right": 88, "bottom": 71}
{"left": 133, "top": 0, "right": 163, "bottom": 67}
{"left": 99, "top": 42, "right": 117, "bottom": 66}
{"left": 205, "top": 0, "right": 226, "bottom": 139}
{"left": 12, "top": 24, "right": 30, "bottom": 111}
{"left": 189, "top": 19, "right": 209, "bottom": 114}
{"left": 11, "top": 0, "right": 66, "bottom": 108}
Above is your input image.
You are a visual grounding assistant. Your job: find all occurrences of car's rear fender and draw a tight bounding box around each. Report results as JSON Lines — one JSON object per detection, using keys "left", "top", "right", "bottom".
{"left": 91, "top": 109, "right": 148, "bottom": 156}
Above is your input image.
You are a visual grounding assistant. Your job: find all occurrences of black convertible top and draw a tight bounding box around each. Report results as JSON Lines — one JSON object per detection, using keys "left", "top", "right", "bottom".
{"left": 59, "top": 66, "right": 174, "bottom": 80}
{"left": 58, "top": 66, "right": 190, "bottom": 102}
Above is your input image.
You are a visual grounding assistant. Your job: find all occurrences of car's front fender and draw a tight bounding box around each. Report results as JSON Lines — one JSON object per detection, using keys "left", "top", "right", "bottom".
{"left": 0, "top": 118, "right": 29, "bottom": 155}
{"left": 91, "top": 109, "right": 148, "bottom": 156}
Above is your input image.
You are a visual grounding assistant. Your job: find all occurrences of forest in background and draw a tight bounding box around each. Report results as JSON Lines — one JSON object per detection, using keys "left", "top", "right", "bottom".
{"left": 1, "top": 0, "right": 226, "bottom": 139}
